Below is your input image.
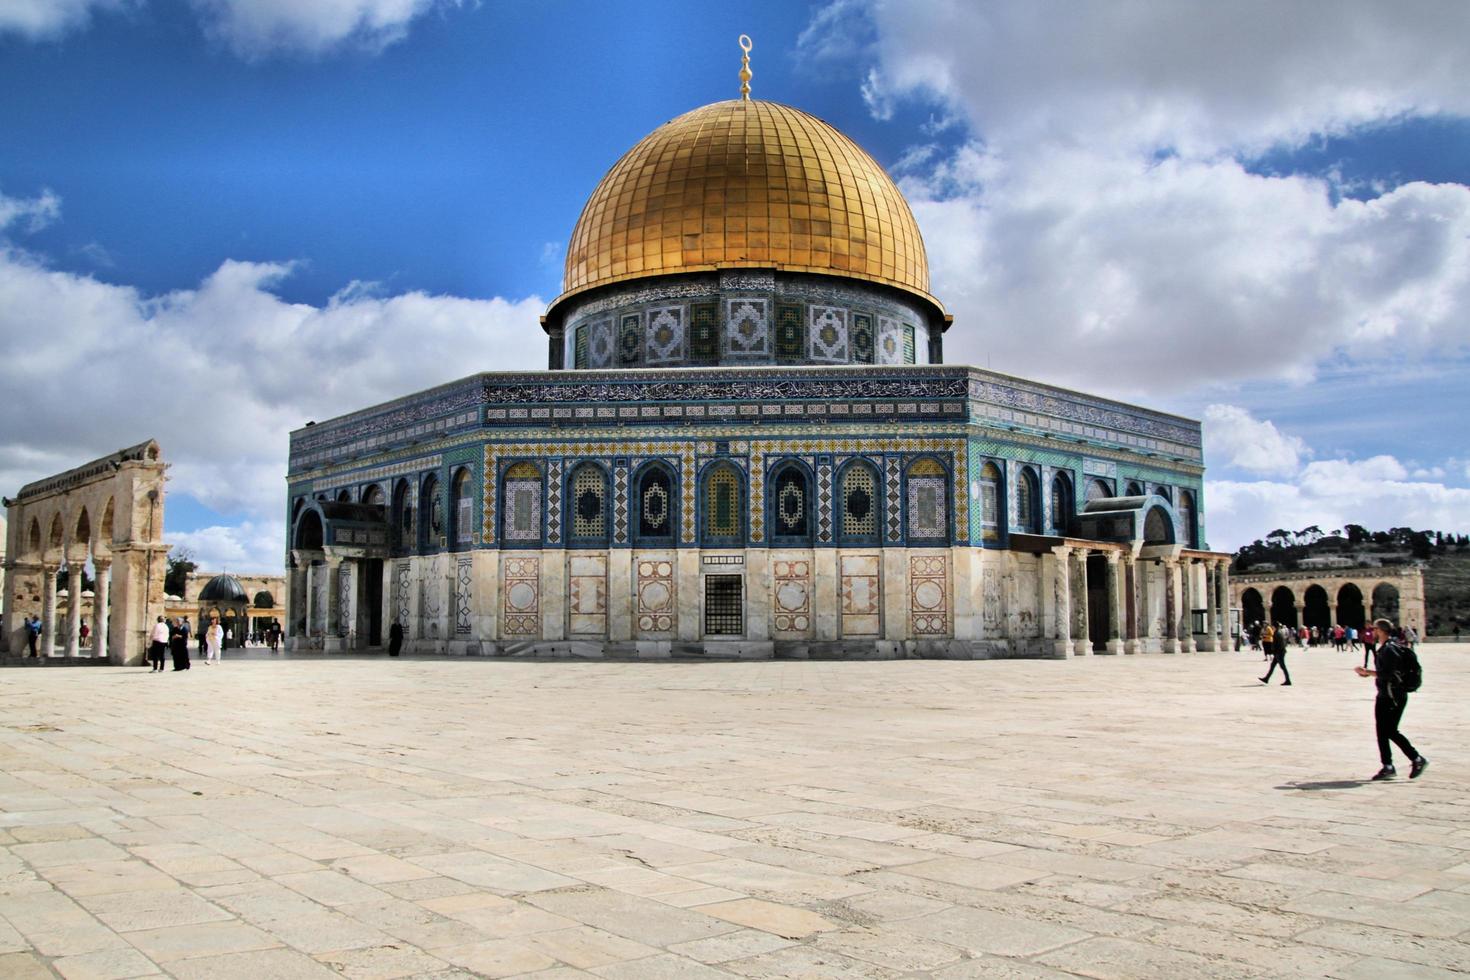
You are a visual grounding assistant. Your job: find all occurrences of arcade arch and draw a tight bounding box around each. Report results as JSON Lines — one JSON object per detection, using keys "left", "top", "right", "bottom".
{"left": 1232, "top": 566, "right": 1425, "bottom": 636}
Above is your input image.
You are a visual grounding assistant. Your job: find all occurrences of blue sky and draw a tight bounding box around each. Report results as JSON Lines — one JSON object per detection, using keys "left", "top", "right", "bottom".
{"left": 2, "top": 0, "right": 1468, "bottom": 571}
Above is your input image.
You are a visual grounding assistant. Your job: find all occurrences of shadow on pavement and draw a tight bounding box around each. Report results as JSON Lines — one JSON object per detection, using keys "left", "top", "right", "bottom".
{"left": 1276, "top": 779, "right": 1368, "bottom": 791}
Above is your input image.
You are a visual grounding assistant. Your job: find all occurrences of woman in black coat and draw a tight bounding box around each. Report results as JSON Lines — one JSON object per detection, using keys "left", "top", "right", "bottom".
{"left": 170, "top": 619, "right": 191, "bottom": 671}
{"left": 388, "top": 621, "right": 403, "bottom": 657}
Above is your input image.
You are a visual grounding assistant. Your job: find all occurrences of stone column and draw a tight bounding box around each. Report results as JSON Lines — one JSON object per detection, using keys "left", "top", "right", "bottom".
{"left": 1218, "top": 560, "right": 1232, "bottom": 649}
{"left": 1179, "top": 560, "right": 1196, "bottom": 653}
{"left": 1071, "top": 551, "right": 1090, "bottom": 657}
{"left": 1051, "top": 546, "right": 1072, "bottom": 658}
{"left": 40, "top": 563, "right": 58, "bottom": 658}
{"left": 1105, "top": 553, "right": 1125, "bottom": 656}
{"left": 1294, "top": 603, "right": 1306, "bottom": 634}
{"left": 1122, "top": 554, "right": 1143, "bottom": 655}
{"left": 92, "top": 559, "right": 111, "bottom": 657}
{"left": 1328, "top": 601, "right": 1339, "bottom": 627}
{"left": 1202, "top": 561, "right": 1219, "bottom": 652}
{"left": 64, "top": 559, "right": 85, "bottom": 658}
{"left": 1163, "top": 559, "right": 1181, "bottom": 653}
{"left": 304, "top": 564, "right": 317, "bottom": 637}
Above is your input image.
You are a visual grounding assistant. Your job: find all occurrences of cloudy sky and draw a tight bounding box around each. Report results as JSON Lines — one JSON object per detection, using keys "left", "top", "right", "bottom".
{"left": 2, "top": 0, "right": 1468, "bottom": 572}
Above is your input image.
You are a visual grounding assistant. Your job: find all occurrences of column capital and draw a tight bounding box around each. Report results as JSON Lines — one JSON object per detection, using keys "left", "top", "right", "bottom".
{"left": 1104, "top": 550, "right": 1121, "bottom": 564}
{"left": 1050, "top": 544, "right": 1073, "bottom": 559}
{"left": 92, "top": 556, "right": 112, "bottom": 570}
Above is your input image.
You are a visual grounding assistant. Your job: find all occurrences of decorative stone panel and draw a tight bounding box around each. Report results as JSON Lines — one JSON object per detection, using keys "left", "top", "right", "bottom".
{"left": 568, "top": 554, "right": 607, "bottom": 636}
{"left": 588, "top": 318, "right": 614, "bottom": 368}
{"left": 725, "top": 297, "right": 770, "bottom": 358}
{"left": 878, "top": 317, "right": 901, "bottom": 364}
{"left": 910, "top": 552, "right": 951, "bottom": 637}
{"left": 840, "top": 554, "right": 881, "bottom": 637}
{"left": 645, "top": 306, "right": 685, "bottom": 364}
{"left": 502, "top": 555, "right": 539, "bottom": 637}
{"left": 808, "top": 306, "right": 849, "bottom": 362}
{"left": 454, "top": 557, "right": 472, "bottom": 634}
{"left": 393, "top": 560, "right": 411, "bottom": 629}
{"left": 636, "top": 557, "right": 676, "bottom": 633}
{"left": 816, "top": 462, "right": 833, "bottom": 544}
{"left": 544, "top": 459, "right": 563, "bottom": 545}
{"left": 772, "top": 559, "right": 811, "bottom": 635}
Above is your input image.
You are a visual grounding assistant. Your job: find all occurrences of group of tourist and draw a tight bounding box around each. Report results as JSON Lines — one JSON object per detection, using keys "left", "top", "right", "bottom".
{"left": 147, "top": 615, "right": 219, "bottom": 671}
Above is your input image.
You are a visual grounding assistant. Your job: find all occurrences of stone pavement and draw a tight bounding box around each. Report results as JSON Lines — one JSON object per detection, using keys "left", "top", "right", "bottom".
{"left": 1, "top": 647, "right": 1466, "bottom": 979}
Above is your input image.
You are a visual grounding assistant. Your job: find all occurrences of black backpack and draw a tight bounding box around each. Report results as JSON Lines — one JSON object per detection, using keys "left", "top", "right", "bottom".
{"left": 1386, "top": 643, "right": 1423, "bottom": 693}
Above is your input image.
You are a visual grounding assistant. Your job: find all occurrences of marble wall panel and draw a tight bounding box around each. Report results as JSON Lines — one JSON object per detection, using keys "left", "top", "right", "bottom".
{"left": 909, "top": 552, "right": 951, "bottom": 637}
{"left": 840, "top": 553, "right": 881, "bottom": 637}
{"left": 771, "top": 558, "right": 812, "bottom": 636}
{"left": 635, "top": 555, "right": 676, "bottom": 635}
{"left": 502, "top": 554, "right": 540, "bottom": 637}
{"left": 568, "top": 554, "right": 608, "bottom": 636}
{"left": 454, "top": 557, "right": 472, "bottom": 635}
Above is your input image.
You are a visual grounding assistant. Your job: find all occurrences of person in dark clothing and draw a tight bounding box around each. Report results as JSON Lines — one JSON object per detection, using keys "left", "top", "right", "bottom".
{"left": 1355, "top": 617, "right": 1427, "bottom": 781}
{"left": 169, "top": 619, "right": 191, "bottom": 671}
{"left": 1259, "top": 623, "right": 1291, "bottom": 685}
{"left": 26, "top": 615, "right": 40, "bottom": 657}
{"left": 388, "top": 621, "right": 404, "bottom": 657}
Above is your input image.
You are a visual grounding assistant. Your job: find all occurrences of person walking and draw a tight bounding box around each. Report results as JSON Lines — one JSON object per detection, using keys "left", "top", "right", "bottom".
{"left": 169, "top": 618, "right": 191, "bottom": 671}
{"left": 79, "top": 619, "right": 90, "bottom": 648}
{"left": 205, "top": 618, "right": 223, "bottom": 665}
{"left": 1259, "top": 622, "right": 1275, "bottom": 663}
{"left": 388, "top": 620, "right": 404, "bottom": 657}
{"left": 1260, "top": 622, "right": 1291, "bottom": 685}
{"left": 1355, "top": 618, "right": 1427, "bottom": 780}
{"left": 269, "top": 619, "right": 281, "bottom": 654}
{"left": 148, "top": 616, "right": 169, "bottom": 672}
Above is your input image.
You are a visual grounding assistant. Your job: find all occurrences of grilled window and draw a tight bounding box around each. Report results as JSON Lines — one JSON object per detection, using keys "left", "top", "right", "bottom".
{"left": 636, "top": 466, "right": 674, "bottom": 543}
{"left": 851, "top": 313, "right": 874, "bottom": 364}
{"left": 902, "top": 324, "right": 916, "bottom": 364}
{"left": 772, "top": 466, "right": 809, "bottom": 541}
{"left": 840, "top": 464, "right": 878, "bottom": 541}
{"left": 775, "top": 304, "right": 804, "bottom": 362}
{"left": 704, "top": 574, "right": 743, "bottom": 636}
{"left": 703, "top": 466, "right": 742, "bottom": 544}
{"left": 503, "top": 462, "right": 542, "bottom": 543}
{"left": 690, "top": 302, "right": 718, "bottom": 363}
{"left": 569, "top": 464, "right": 606, "bottom": 541}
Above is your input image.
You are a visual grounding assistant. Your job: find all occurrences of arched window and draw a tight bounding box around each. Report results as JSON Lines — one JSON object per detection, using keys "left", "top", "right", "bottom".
{"left": 452, "top": 468, "right": 475, "bottom": 548}
{"left": 1178, "top": 490, "right": 1196, "bottom": 549}
{"left": 502, "top": 462, "right": 543, "bottom": 545}
{"left": 392, "top": 480, "right": 414, "bottom": 551}
{"left": 837, "top": 461, "right": 880, "bottom": 544}
{"left": 1143, "top": 505, "right": 1174, "bottom": 544}
{"left": 979, "top": 461, "right": 1003, "bottom": 542}
{"left": 905, "top": 458, "right": 949, "bottom": 544}
{"left": 421, "top": 474, "right": 443, "bottom": 549}
{"left": 701, "top": 463, "right": 745, "bottom": 547}
{"left": 362, "top": 484, "right": 385, "bottom": 508}
{"left": 1016, "top": 466, "right": 1040, "bottom": 534}
{"left": 1154, "top": 485, "right": 1172, "bottom": 503}
{"left": 336, "top": 488, "right": 352, "bottom": 503}
{"left": 634, "top": 462, "right": 677, "bottom": 546}
{"left": 567, "top": 463, "right": 609, "bottom": 546}
{"left": 1086, "top": 478, "right": 1113, "bottom": 503}
{"left": 1050, "top": 473, "right": 1072, "bottom": 536}
{"left": 769, "top": 462, "right": 811, "bottom": 545}
{"left": 1125, "top": 480, "right": 1144, "bottom": 497}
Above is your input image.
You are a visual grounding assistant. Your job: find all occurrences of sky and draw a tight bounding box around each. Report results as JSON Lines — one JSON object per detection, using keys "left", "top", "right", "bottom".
{"left": 2, "top": 0, "right": 1468, "bottom": 574}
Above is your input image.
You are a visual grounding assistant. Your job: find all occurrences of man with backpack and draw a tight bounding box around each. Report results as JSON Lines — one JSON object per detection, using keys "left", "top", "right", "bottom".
{"left": 1354, "top": 617, "right": 1427, "bottom": 781}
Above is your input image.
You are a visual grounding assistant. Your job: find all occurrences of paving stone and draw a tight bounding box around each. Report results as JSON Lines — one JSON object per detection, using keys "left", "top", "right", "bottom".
{"left": 49, "top": 946, "right": 161, "bottom": 980}
{"left": 894, "top": 904, "right": 1089, "bottom": 957}
{"left": 124, "top": 920, "right": 280, "bottom": 962}
{"left": 166, "top": 945, "right": 339, "bottom": 978}
{"left": 434, "top": 938, "right": 559, "bottom": 977}
{"left": 313, "top": 943, "right": 452, "bottom": 980}
{"left": 691, "top": 898, "right": 836, "bottom": 938}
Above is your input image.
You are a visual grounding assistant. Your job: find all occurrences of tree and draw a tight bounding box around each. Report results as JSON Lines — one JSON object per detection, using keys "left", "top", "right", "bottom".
{"left": 1265, "top": 529, "right": 1291, "bottom": 549}
{"left": 1345, "top": 524, "right": 1368, "bottom": 544}
{"left": 1298, "top": 524, "right": 1323, "bottom": 545}
{"left": 165, "top": 547, "right": 197, "bottom": 598}
{"left": 1409, "top": 532, "right": 1432, "bottom": 561}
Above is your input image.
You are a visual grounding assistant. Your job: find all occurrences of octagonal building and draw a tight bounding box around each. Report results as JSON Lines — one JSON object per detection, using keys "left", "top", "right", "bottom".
{"left": 285, "top": 86, "right": 1232, "bottom": 659}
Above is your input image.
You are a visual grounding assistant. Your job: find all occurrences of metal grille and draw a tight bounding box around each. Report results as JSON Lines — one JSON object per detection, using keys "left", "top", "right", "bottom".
{"left": 903, "top": 323, "right": 916, "bottom": 364}
{"left": 705, "top": 467, "right": 740, "bottom": 540}
{"left": 574, "top": 324, "right": 589, "bottom": 368}
{"left": 690, "top": 303, "right": 719, "bottom": 363}
{"left": 638, "top": 468, "right": 673, "bottom": 540}
{"left": 776, "top": 304, "right": 804, "bottom": 361}
{"left": 704, "top": 574, "right": 744, "bottom": 636}
{"left": 851, "top": 312, "right": 874, "bottom": 364}
{"left": 841, "top": 464, "right": 877, "bottom": 538}
{"left": 774, "top": 468, "right": 808, "bottom": 537}
{"left": 570, "top": 465, "right": 606, "bottom": 539}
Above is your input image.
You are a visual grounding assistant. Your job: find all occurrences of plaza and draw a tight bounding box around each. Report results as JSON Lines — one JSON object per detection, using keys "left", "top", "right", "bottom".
{"left": 1, "top": 649, "right": 1466, "bottom": 978}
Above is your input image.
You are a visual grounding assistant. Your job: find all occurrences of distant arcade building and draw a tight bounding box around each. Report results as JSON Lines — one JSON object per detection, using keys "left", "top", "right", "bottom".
{"left": 284, "top": 57, "right": 1232, "bottom": 659}
{"left": 1233, "top": 565, "right": 1426, "bottom": 635}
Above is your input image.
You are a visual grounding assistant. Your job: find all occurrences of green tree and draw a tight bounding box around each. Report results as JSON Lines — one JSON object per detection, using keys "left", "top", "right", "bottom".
{"left": 164, "top": 548, "right": 197, "bottom": 598}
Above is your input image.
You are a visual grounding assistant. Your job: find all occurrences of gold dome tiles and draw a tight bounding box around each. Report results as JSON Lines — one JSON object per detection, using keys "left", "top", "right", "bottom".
{"left": 555, "top": 100, "right": 937, "bottom": 313}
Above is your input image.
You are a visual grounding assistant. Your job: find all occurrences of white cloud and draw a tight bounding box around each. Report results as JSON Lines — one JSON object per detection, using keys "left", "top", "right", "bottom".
{"left": 0, "top": 0, "right": 122, "bottom": 39}
{"left": 165, "top": 519, "right": 286, "bottom": 576}
{"left": 0, "top": 231, "right": 544, "bottom": 573}
{"left": 1202, "top": 404, "right": 1306, "bottom": 476}
{"left": 188, "top": 0, "right": 458, "bottom": 57}
{"left": 1207, "top": 457, "right": 1470, "bottom": 551}
{"left": 0, "top": 188, "right": 61, "bottom": 234}
{"left": 795, "top": 2, "right": 1470, "bottom": 402}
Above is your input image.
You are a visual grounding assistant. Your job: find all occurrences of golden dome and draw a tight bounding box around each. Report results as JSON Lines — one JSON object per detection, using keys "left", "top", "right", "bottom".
{"left": 553, "top": 99, "right": 940, "bottom": 315}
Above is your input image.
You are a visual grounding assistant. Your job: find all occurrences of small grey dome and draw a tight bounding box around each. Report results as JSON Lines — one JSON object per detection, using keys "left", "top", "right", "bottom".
{"left": 198, "top": 574, "right": 248, "bottom": 603}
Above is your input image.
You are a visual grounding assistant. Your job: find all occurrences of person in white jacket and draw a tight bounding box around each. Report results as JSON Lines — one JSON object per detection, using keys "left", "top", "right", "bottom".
{"left": 205, "top": 619, "right": 224, "bottom": 665}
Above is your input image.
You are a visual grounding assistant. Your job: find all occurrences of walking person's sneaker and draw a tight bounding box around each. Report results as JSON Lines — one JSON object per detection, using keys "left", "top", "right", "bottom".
{"left": 1410, "top": 757, "right": 1429, "bottom": 779}
{"left": 1281, "top": 681, "right": 1291, "bottom": 686}
{"left": 1371, "top": 765, "right": 1396, "bottom": 781}
{"left": 1258, "top": 676, "right": 1269, "bottom": 683}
